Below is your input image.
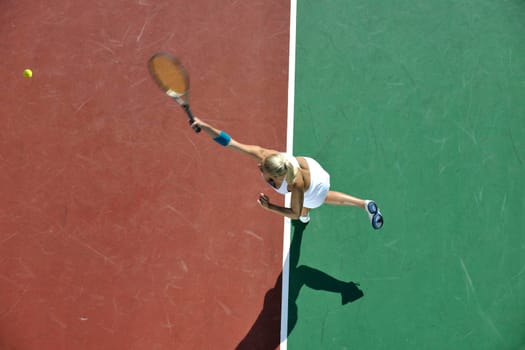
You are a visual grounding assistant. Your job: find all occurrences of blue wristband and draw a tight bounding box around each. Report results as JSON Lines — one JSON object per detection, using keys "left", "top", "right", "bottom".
{"left": 213, "top": 131, "right": 231, "bottom": 146}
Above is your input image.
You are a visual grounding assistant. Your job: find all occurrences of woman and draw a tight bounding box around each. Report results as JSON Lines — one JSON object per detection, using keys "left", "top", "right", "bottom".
{"left": 191, "top": 118, "right": 383, "bottom": 229}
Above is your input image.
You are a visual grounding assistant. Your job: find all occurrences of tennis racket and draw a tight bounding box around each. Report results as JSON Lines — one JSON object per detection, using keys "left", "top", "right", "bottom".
{"left": 148, "top": 52, "right": 201, "bottom": 132}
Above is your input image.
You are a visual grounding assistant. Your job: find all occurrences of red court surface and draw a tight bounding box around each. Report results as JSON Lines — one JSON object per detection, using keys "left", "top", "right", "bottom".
{"left": 1, "top": 1, "right": 290, "bottom": 349}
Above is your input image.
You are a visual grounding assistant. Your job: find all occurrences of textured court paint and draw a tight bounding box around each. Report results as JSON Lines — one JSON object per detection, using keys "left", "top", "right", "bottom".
{"left": 290, "top": 1, "right": 525, "bottom": 349}
{"left": 1, "top": 1, "right": 289, "bottom": 349}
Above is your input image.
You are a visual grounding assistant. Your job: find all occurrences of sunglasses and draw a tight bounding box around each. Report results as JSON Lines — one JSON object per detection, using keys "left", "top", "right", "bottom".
{"left": 259, "top": 165, "right": 277, "bottom": 188}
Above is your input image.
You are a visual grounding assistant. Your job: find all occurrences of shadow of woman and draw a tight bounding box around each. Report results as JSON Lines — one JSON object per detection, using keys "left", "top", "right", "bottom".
{"left": 236, "top": 220, "right": 364, "bottom": 350}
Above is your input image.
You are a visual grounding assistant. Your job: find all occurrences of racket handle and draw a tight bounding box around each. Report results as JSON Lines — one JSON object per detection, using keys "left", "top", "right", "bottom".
{"left": 189, "top": 119, "right": 201, "bottom": 133}
{"left": 182, "top": 105, "right": 201, "bottom": 133}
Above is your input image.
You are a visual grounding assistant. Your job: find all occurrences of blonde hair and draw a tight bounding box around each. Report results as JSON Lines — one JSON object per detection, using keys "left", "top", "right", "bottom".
{"left": 262, "top": 153, "right": 297, "bottom": 184}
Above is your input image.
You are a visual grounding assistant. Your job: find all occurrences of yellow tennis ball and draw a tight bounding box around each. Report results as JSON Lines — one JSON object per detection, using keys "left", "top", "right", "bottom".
{"left": 23, "top": 69, "right": 33, "bottom": 78}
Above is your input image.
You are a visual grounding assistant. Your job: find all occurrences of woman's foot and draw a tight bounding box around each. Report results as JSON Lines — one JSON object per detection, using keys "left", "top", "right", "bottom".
{"left": 299, "top": 212, "right": 310, "bottom": 224}
{"left": 364, "top": 200, "right": 383, "bottom": 229}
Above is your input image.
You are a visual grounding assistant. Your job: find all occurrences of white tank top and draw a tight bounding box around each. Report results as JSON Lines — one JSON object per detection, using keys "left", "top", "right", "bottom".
{"left": 270, "top": 153, "right": 331, "bottom": 209}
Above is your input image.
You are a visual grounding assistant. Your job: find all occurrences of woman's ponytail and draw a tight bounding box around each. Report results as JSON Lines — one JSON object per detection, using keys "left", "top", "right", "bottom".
{"left": 283, "top": 159, "right": 297, "bottom": 184}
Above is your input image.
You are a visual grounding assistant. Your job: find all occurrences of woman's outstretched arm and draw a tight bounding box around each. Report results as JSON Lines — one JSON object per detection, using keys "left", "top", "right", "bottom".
{"left": 191, "top": 117, "right": 278, "bottom": 162}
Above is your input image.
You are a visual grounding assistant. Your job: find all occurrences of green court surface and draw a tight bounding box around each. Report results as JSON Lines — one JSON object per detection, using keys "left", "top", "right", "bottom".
{"left": 288, "top": 1, "right": 525, "bottom": 349}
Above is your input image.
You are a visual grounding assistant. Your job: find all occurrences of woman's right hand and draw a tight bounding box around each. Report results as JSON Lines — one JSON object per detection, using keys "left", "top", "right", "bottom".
{"left": 191, "top": 117, "right": 205, "bottom": 130}
{"left": 191, "top": 118, "right": 223, "bottom": 139}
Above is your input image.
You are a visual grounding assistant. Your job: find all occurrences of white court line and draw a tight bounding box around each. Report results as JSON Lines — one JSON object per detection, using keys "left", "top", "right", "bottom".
{"left": 280, "top": 0, "right": 297, "bottom": 349}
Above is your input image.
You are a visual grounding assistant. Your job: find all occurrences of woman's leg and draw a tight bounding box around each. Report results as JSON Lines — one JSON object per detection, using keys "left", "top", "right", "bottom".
{"left": 324, "top": 191, "right": 383, "bottom": 229}
{"left": 324, "top": 191, "right": 366, "bottom": 209}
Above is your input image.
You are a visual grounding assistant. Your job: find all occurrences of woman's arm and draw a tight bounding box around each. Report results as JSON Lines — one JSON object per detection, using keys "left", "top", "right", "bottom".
{"left": 192, "top": 118, "right": 277, "bottom": 162}
{"left": 258, "top": 182, "right": 304, "bottom": 220}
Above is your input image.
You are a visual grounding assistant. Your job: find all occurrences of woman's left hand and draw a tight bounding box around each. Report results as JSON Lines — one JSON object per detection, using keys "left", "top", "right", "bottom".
{"left": 257, "top": 193, "right": 270, "bottom": 209}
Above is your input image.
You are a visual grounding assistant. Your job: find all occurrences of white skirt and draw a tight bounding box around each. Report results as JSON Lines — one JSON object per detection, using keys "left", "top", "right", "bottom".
{"left": 302, "top": 157, "right": 330, "bottom": 209}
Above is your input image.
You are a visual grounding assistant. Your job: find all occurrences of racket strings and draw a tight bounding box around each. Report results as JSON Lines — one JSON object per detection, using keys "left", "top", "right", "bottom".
{"left": 149, "top": 56, "right": 189, "bottom": 95}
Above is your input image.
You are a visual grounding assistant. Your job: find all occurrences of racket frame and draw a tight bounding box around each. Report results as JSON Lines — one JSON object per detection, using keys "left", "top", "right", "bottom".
{"left": 148, "top": 53, "right": 200, "bottom": 132}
